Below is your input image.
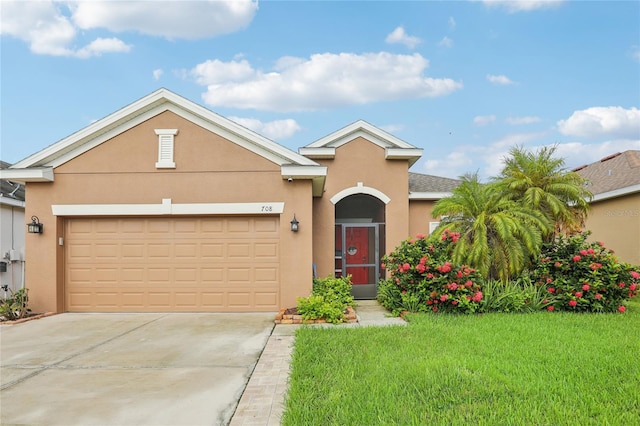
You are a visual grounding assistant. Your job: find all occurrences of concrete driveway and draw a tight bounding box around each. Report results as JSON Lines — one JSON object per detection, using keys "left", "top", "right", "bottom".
{"left": 0, "top": 312, "right": 275, "bottom": 426}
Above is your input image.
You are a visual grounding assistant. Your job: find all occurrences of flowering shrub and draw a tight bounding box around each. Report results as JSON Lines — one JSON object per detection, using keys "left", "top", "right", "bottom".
{"left": 378, "top": 230, "right": 484, "bottom": 315}
{"left": 297, "top": 275, "right": 354, "bottom": 324}
{"left": 530, "top": 232, "right": 639, "bottom": 313}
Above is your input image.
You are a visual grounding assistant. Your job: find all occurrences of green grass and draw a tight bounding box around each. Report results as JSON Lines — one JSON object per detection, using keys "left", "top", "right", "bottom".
{"left": 282, "top": 299, "right": 640, "bottom": 426}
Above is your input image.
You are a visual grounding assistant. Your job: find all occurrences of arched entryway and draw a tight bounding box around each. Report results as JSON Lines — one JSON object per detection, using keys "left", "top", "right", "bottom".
{"left": 334, "top": 194, "right": 386, "bottom": 299}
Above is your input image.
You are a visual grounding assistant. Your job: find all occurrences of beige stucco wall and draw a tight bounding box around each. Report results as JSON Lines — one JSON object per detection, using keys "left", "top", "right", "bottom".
{"left": 584, "top": 193, "right": 640, "bottom": 266}
{"left": 24, "top": 111, "right": 313, "bottom": 313}
{"left": 312, "top": 137, "right": 411, "bottom": 280}
{"left": 408, "top": 200, "right": 439, "bottom": 238}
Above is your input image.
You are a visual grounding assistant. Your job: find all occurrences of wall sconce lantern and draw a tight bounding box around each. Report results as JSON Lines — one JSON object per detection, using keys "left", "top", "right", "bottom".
{"left": 290, "top": 214, "right": 299, "bottom": 232}
{"left": 27, "top": 216, "right": 43, "bottom": 234}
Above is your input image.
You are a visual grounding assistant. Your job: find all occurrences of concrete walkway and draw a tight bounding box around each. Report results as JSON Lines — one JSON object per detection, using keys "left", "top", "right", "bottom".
{"left": 229, "top": 300, "right": 405, "bottom": 425}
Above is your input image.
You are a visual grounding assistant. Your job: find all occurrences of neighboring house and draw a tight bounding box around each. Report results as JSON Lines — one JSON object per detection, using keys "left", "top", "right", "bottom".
{"left": 1, "top": 89, "right": 457, "bottom": 314}
{"left": 0, "top": 161, "right": 26, "bottom": 292}
{"left": 574, "top": 150, "right": 640, "bottom": 266}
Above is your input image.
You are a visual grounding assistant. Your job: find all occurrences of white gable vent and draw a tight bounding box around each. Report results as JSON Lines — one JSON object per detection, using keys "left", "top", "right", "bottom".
{"left": 155, "top": 129, "right": 178, "bottom": 168}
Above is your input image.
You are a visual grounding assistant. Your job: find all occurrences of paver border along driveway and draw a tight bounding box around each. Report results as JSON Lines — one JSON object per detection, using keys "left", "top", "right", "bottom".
{"left": 0, "top": 313, "right": 275, "bottom": 426}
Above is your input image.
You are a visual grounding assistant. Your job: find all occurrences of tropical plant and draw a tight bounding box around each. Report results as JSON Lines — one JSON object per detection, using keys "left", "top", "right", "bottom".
{"left": 530, "top": 232, "right": 639, "bottom": 312}
{"left": 379, "top": 230, "right": 484, "bottom": 315}
{"left": 431, "top": 173, "right": 551, "bottom": 281}
{"left": 494, "top": 145, "right": 592, "bottom": 238}
{"left": 0, "top": 287, "right": 31, "bottom": 321}
{"left": 296, "top": 275, "right": 354, "bottom": 324}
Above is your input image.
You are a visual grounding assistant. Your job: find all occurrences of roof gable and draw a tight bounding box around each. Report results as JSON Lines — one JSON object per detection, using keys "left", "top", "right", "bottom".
{"left": 299, "top": 120, "right": 423, "bottom": 166}
{"left": 12, "top": 88, "right": 319, "bottom": 170}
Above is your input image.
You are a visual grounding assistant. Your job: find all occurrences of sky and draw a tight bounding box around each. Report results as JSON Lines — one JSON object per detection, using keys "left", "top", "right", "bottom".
{"left": 1, "top": 0, "right": 639, "bottom": 180}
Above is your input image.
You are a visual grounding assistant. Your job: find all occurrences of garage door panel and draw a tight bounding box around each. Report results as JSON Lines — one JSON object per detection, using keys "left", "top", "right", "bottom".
{"left": 66, "top": 217, "right": 280, "bottom": 312}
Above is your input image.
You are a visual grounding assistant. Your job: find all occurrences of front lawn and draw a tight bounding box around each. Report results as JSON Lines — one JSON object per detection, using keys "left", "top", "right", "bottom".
{"left": 282, "top": 299, "right": 640, "bottom": 425}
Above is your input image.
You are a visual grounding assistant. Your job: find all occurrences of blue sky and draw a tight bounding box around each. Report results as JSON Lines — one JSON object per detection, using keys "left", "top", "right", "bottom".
{"left": 2, "top": 0, "right": 639, "bottom": 180}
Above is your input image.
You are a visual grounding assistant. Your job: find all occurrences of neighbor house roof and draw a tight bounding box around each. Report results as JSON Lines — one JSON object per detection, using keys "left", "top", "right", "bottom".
{"left": 408, "top": 172, "right": 460, "bottom": 200}
{"left": 0, "top": 161, "right": 25, "bottom": 207}
{"left": 573, "top": 150, "right": 640, "bottom": 202}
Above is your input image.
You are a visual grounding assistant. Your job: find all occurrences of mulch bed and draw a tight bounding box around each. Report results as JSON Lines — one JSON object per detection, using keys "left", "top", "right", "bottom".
{"left": 275, "top": 306, "right": 357, "bottom": 324}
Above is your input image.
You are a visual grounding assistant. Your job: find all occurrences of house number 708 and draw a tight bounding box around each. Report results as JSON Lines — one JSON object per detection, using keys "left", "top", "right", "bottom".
{"left": 261, "top": 205, "right": 273, "bottom": 212}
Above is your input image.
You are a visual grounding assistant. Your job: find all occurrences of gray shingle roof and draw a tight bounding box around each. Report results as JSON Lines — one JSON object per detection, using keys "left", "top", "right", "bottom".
{"left": 0, "top": 161, "right": 26, "bottom": 202}
{"left": 573, "top": 150, "right": 640, "bottom": 196}
{"left": 409, "top": 172, "right": 460, "bottom": 193}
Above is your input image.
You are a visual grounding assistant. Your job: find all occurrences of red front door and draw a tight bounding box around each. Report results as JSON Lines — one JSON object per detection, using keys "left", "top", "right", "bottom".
{"left": 344, "top": 226, "right": 371, "bottom": 285}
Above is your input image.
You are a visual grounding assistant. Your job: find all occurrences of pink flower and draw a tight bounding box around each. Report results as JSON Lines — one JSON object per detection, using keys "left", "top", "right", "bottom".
{"left": 426, "top": 273, "right": 434, "bottom": 279}
{"left": 595, "top": 293, "right": 602, "bottom": 300}
{"left": 472, "top": 291, "right": 483, "bottom": 302}
{"left": 631, "top": 271, "right": 640, "bottom": 279}
{"left": 619, "top": 283, "right": 626, "bottom": 288}
{"left": 465, "top": 280, "right": 473, "bottom": 288}
{"left": 590, "top": 263, "right": 602, "bottom": 270}
{"left": 618, "top": 306, "right": 626, "bottom": 313}
{"left": 582, "top": 284, "right": 590, "bottom": 291}
{"left": 451, "top": 300, "right": 458, "bottom": 305}
{"left": 447, "top": 283, "right": 458, "bottom": 291}
{"left": 416, "top": 233, "right": 425, "bottom": 240}
{"left": 568, "top": 300, "right": 577, "bottom": 307}
{"left": 440, "top": 294, "right": 448, "bottom": 302}
{"left": 457, "top": 271, "right": 463, "bottom": 279}
{"left": 419, "top": 256, "right": 427, "bottom": 265}
{"left": 573, "top": 255, "right": 582, "bottom": 262}
{"left": 547, "top": 306, "right": 555, "bottom": 312}
{"left": 546, "top": 278, "right": 553, "bottom": 284}
{"left": 547, "top": 287, "right": 556, "bottom": 293}
{"left": 432, "top": 306, "right": 439, "bottom": 312}
{"left": 575, "top": 292, "right": 583, "bottom": 298}
{"left": 416, "top": 264, "right": 426, "bottom": 274}
{"left": 554, "top": 262, "right": 562, "bottom": 267}
{"left": 597, "top": 241, "right": 605, "bottom": 247}
{"left": 630, "top": 283, "right": 637, "bottom": 291}
{"left": 426, "top": 300, "right": 433, "bottom": 305}
{"left": 587, "top": 248, "right": 595, "bottom": 255}
{"left": 580, "top": 249, "right": 588, "bottom": 256}
{"left": 437, "top": 262, "right": 452, "bottom": 273}
{"left": 381, "top": 263, "right": 386, "bottom": 270}
{"left": 401, "top": 263, "right": 411, "bottom": 272}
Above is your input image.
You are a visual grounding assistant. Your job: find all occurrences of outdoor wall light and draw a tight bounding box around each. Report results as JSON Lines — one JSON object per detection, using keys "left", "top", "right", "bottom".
{"left": 27, "top": 216, "right": 43, "bottom": 234}
{"left": 290, "top": 214, "right": 299, "bottom": 232}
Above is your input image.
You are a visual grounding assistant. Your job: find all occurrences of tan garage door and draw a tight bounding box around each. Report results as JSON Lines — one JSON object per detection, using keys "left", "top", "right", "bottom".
{"left": 65, "top": 216, "right": 280, "bottom": 312}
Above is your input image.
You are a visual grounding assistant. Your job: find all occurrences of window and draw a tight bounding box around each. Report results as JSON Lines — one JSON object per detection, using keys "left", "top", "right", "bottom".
{"left": 429, "top": 221, "right": 440, "bottom": 235}
{"left": 155, "top": 129, "right": 178, "bottom": 168}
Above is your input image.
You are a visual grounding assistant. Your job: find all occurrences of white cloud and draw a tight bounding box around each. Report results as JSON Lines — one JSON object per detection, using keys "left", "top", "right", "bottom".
{"left": 385, "top": 27, "right": 421, "bottom": 49}
{"left": 380, "top": 124, "right": 405, "bottom": 134}
{"left": 487, "top": 74, "right": 515, "bottom": 85}
{"left": 228, "top": 117, "right": 301, "bottom": 140}
{"left": 506, "top": 116, "right": 541, "bottom": 125}
{"left": 557, "top": 106, "right": 640, "bottom": 139}
{"left": 71, "top": 0, "right": 258, "bottom": 40}
{"left": 448, "top": 17, "right": 456, "bottom": 30}
{"left": 153, "top": 69, "right": 164, "bottom": 81}
{"left": 192, "top": 52, "right": 463, "bottom": 112}
{"left": 0, "top": 0, "right": 256, "bottom": 57}
{"left": 482, "top": 0, "right": 564, "bottom": 13}
{"left": 473, "top": 115, "right": 496, "bottom": 126}
{"left": 630, "top": 46, "right": 640, "bottom": 63}
{"left": 438, "top": 37, "right": 454, "bottom": 48}
{"left": 75, "top": 37, "right": 131, "bottom": 58}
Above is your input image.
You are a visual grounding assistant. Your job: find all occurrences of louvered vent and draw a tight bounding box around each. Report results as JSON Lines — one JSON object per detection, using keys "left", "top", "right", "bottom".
{"left": 154, "top": 129, "right": 178, "bottom": 168}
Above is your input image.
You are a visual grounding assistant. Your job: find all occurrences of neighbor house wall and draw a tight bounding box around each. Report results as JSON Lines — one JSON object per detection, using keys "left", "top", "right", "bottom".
{"left": 312, "top": 137, "right": 411, "bottom": 280}
{"left": 24, "top": 110, "right": 314, "bottom": 313}
{"left": 0, "top": 203, "right": 25, "bottom": 292}
{"left": 584, "top": 193, "right": 640, "bottom": 266}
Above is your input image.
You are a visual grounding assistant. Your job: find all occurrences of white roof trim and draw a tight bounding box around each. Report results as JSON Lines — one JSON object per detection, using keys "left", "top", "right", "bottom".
{"left": 590, "top": 184, "right": 640, "bottom": 202}
{"left": 409, "top": 192, "right": 453, "bottom": 200}
{"left": 52, "top": 199, "right": 285, "bottom": 216}
{"left": 12, "top": 88, "right": 317, "bottom": 169}
{"left": 0, "top": 196, "right": 25, "bottom": 208}
{"left": 304, "top": 120, "right": 418, "bottom": 150}
{"left": 0, "top": 168, "right": 54, "bottom": 183}
{"left": 330, "top": 183, "right": 391, "bottom": 205}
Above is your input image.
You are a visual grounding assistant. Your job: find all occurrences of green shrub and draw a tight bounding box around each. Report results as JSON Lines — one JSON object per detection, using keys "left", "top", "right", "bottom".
{"left": 0, "top": 287, "right": 31, "bottom": 321}
{"left": 530, "top": 232, "right": 639, "bottom": 312}
{"left": 296, "top": 275, "right": 354, "bottom": 324}
{"left": 379, "top": 230, "right": 484, "bottom": 314}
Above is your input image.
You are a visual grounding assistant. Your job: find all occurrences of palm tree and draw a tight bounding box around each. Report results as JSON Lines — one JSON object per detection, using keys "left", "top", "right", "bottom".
{"left": 432, "top": 173, "right": 552, "bottom": 281}
{"left": 495, "top": 145, "right": 592, "bottom": 238}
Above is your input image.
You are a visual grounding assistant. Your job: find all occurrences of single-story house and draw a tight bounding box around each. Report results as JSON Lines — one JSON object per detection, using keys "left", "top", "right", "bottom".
{"left": 0, "top": 162, "right": 26, "bottom": 292}
{"left": 574, "top": 150, "right": 640, "bottom": 266}
{"left": 2, "top": 88, "right": 459, "bottom": 314}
